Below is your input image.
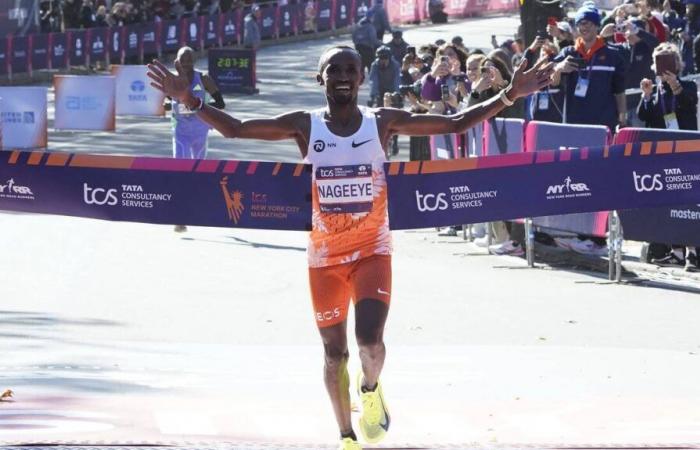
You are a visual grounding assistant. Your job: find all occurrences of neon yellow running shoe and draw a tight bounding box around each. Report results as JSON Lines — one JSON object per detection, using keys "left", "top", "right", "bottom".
{"left": 338, "top": 437, "right": 362, "bottom": 450}
{"left": 356, "top": 372, "right": 390, "bottom": 443}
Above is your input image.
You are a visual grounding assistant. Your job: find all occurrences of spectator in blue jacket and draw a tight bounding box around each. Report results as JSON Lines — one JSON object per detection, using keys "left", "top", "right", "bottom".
{"left": 369, "top": 0, "right": 392, "bottom": 41}
{"left": 243, "top": 4, "right": 261, "bottom": 50}
{"left": 352, "top": 15, "right": 381, "bottom": 75}
{"left": 369, "top": 46, "right": 400, "bottom": 105}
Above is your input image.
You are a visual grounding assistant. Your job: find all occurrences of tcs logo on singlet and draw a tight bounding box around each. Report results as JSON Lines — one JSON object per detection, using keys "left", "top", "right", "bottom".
{"left": 316, "top": 307, "right": 341, "bottom": 322}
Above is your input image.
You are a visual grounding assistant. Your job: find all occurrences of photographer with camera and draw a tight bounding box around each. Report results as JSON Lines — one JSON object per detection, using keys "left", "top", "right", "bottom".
{"left": 527, "top": 33, "right": 565, "bottom": 123}
{"left": 369, "top": 46, "right": 401, "bottom": 155}
{"left": 553, "top": 3, "right": 628, "bottom": 133}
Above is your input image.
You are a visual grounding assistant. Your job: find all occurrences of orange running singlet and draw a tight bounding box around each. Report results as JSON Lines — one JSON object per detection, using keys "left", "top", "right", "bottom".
{"left": 304, "top": 107, "right": 392, "bottom": 268}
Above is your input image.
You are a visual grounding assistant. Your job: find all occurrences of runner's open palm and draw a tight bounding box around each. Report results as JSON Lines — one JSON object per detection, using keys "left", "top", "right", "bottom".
{"left": 147, "top": 60, "right": 190, "bottom": 103}
{"left": 509, "top": 58, "right": 554, "bottom": 99}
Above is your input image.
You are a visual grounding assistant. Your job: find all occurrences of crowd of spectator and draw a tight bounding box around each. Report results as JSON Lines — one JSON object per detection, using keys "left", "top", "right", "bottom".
{"left": 353, "top": 0, "right": 699, "bottom": 268}
{"left": 39, "top": 0, "right": 257, "bottom": 33}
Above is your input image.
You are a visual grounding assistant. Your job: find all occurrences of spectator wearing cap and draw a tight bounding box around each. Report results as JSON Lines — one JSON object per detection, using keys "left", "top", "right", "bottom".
{"left": 352, "top": 15, "right": 381, "bottom": 75}
{"left": 369, "top": 0, "right": 391, "bottom": 41}
{"left": 553, "top": 3, "right": 628, "bottom": 132}
{"left": 388, "top": 30, "right": 409, "bottom": 64}
{"left": 243, "top": 4, "right": 261, "bottom": 50}
{"left": 548, "top": 20, "right": 575, "bottom": 48}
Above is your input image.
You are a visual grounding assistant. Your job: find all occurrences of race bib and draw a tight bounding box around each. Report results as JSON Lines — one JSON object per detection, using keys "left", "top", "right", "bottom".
{"left": 574, "top": 78, "right": 589, "bottom": 98}
{"left": 664, "top": 112, "right": 680, "bottom": 130}
{"left": 538, "top": 93, "right": 549, "bottom": 110}
{"left": 316, "top": 164, "right": 374, "bottom": 213}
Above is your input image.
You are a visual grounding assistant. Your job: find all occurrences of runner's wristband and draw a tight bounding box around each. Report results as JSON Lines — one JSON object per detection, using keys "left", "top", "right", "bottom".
{"left": 499, "top": 88, "right": 514, "bottom": 107}
{"left": 187, "top": 97, "right": 204, "bottom": 112}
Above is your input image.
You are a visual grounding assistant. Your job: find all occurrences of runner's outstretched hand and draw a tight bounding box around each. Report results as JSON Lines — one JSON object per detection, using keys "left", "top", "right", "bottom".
{"left": 147, "top": 59, "right": 190, "bottom": 103}
{"left": 508, "top": 58, "right": 554, "bottom": 99}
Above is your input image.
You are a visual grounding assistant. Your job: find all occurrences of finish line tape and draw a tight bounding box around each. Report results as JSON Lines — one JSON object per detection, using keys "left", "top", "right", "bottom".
{"left": 1, "top": 140, "right": 700, "bottom": 231}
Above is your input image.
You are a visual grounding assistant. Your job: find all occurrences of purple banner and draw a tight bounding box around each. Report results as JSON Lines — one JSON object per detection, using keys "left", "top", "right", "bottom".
{"left": 160, "top": 19, "right": 181, "bottom": 53}
{"left": 203, "top": 14, "right": 221, "bottom": 48}
{"left": 88, "top": 27, "right": 107, "bottom": 62}
{"left": 0, "top": 152, "right": 312, "bottom": 231}
{"left": 316, "top": 0, "right": 332, "bottom": 31}
{"left": 386, "top": 142, "right": 700, "bottom": 230}
{"left": 141, "top": 22, "right": 158, "bottom": 56}
{"left": 615, "top": 127, "right": 700, "bottom": 247}
{"left": 108, "top": 26, "right": 124, "bottom": 64}
{"left": 222, "top": 10, "right": 240, "bottom": 45}
{"left": 0, "top": 38, "right": 7, "bottom": 75}
{"left": 334, "top": 0, "right": 351, "bottom": 28}
{"left": 260, "top": 5, "right": 276, "bottom": 39}
{"left": 50, "top": 32, "right": 67, "bottom": 69}
{"left": 124, "top": 24, "right": 141, "bottom": 58}
{"left": 183, "top": 16, "right": 201, "bottom": 50}
{"left": 10, "top": 35, "right": 28, "bottom": 75}
{"left": 30, "top": 33, "right": 48, "bottom": 70}
{"left": 278, "top": 4, "right": 297, "bottom": 36}
{"left": 69, "top": 29, "right": 87, "bottom": 67}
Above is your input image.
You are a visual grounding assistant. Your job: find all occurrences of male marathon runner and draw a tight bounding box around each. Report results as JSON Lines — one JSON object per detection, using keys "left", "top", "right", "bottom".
{"left": 147, "top": 46, "right": 552, "bottom": 450}
{"left": 169, "top": 46, "right": 225, "bottom": 232}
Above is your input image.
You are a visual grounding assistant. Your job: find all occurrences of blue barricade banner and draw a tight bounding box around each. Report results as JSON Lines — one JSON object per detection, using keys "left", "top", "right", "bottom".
{"left": 108, "top": 27, "right": 124, "bottom": 64}
{"left": 222, "top": 11, "right": 240, "bottom": 45}
{"left": 141, "top": 22, "right": 158, "bottom": 56}
{"left": 10, "top": 35, "right": 28, "bottom": 75}
{"left": 260, "top": 5, "right": 277, "bottom": 39}
{"left": 30, "top": 33, "right": 48, "bottom": 71}
{"left": 50, "top": 32, "right": 67, "bottom": 69}
{"left": 2, "top": 141, "right": 700, "bottom": 232}
{"left": 161, "top": 20, "right": 181, "bottom": 54}
{"left": 334, "top": 0, "right": 351, "bottom": 28}
{"left": 203, "top": 14, "right": 221, "bottom": 47}
{"left": 317, "top": 0, "right": 333, "bottom": 30}
{"left": 0, "top": 152, "right": 312, "bottom": 231}
{"left": 278, "top": 4, "right": 297, "bottom": 35}
{"left": 88, "top": 27, "right": 107, "bottom": 63}
{"left": 208, "top": 48, "right": 256, "bottom": 94}
{"left": 69, "top": 29, "right": 87, "bottom": 66}
{"left": 0, "top": 38, "right": 8, "bottom": 75}
{"left": 385, "top": 141, "right": 700, "bottom": 230}
{"left": 124, "top": 24, "right": 142, "bottom": 58}
{"left": 184, "top": 16, "right": 201, "bottom": 50}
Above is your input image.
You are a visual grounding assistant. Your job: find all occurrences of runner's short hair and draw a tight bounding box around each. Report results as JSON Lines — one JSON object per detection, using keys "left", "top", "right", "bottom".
{"left": 318, "top": 46, "right": 361, "bottom": 73}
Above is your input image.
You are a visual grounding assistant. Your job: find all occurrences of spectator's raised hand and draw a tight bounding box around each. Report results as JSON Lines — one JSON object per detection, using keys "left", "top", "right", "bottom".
{"left": 528, "top": 36, "right": 546, "bottom": 52}
{"left": 640, "top": 78, "right": 653, "bottom": 98}
{"left": 472, "top": 70, "right": 492, "bottom": 93}
{"left": 147, "top": 59, "right": 190, "bottom": 102}
{"left": 600, "top": 23, "right": 615, "bottom": 38}
{"left": 431, "top": 60, "right": 450, "bottom": 78}
{"left": 509, "top": 57, "right": 554, "bottom": 99}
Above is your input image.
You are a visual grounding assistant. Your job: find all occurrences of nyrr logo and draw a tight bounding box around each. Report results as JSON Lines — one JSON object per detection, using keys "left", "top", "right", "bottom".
{"left": 545, "top": 176, "right": 591, "bottom": 197}
{"left": 83, "top": 183, "right": 118, "bottom": 206}
{"left": 220, "top": 176, "right": 245, "bottom": 224}
{"left": 0, "top": 178, "right": 34, "bottom": 198}
{"left": 633, "top": 171, "right": 664, "bottom": 192}
{"left": 415, "top": 190, "right": 448, "bottom": 212}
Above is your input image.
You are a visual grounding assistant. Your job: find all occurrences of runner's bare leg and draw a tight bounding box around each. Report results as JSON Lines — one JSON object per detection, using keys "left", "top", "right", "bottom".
{"left": 355, "top": 299, "right": 389, "bottom": 389}
{"left": 319, "top": 321, "right": 353, "bottom": 434}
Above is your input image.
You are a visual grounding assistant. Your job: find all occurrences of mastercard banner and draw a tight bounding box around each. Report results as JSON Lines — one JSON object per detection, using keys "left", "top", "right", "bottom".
{"left": 0, "top": 87, "right": 48, "bottom": 149}
{"left": 54, "top": 75, "right": 116, "bottom": 131}
{"left": 112, "top": 65, "right": 165, "bottom": 116}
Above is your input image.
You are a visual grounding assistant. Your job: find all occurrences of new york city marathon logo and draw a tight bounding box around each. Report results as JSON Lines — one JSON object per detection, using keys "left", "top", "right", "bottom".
{"left": 220, "top": 176, "right": 245, "bottom": 224}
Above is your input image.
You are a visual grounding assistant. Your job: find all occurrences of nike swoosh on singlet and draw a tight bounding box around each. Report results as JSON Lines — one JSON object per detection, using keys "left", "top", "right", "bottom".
{"left": 351, "top": 139, "right": 373, "bottom": 148}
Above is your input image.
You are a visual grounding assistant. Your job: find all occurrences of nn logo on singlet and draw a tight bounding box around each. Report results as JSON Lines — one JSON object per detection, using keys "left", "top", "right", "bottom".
{"left": 313, "top": 139, "right": 336, "bottom": 152}
{"left": 220, "top": 176, "right": 245, "bottom": 224}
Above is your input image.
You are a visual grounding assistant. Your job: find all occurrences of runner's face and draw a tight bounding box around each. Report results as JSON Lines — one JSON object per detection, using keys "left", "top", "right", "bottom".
{"left": 320, "top": 51, "right": 363, "bottom": 105}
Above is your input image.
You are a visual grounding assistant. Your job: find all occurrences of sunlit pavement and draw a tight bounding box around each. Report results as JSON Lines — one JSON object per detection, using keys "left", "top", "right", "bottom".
{"left": 1, "top": 14, "right": 700, "bottom": 449}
